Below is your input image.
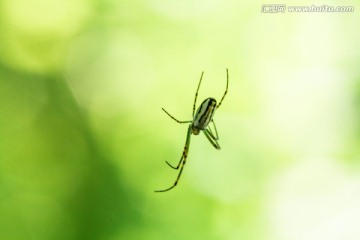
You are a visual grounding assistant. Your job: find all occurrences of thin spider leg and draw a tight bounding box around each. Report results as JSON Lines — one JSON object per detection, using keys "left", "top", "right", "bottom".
{"left": 206, "top": 126, "right": 217, "bottom": 141}
{"left": 206, "top": 120, "right": 219, "bottom": 140}
{"left": 211, "top": 120, "right": 219, "bottom": 140}
{"left": 216, "top": 68, "right": 229, "bottom": 109}
{"left": 206, "top": 124, "right": 216, "bottom": 140}
{"left": 192, "top": 71, "right": 204, "bottom": 117}
{"left": 204, "top": 128, "right": 221, "bottom": 150}
{"left": 165, "top": 124, "right": 191, "bottom": 169}
{"left": 155, "top": 125, "right": 192, "bottom": 192}
{"left": 162, "top": 108, "right": 192, "bottom": 123}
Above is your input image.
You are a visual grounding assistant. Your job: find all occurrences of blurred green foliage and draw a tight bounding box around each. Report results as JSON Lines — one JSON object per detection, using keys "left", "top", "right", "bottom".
{"left": 1, "top": 0, "right": 360, "bottom": 240}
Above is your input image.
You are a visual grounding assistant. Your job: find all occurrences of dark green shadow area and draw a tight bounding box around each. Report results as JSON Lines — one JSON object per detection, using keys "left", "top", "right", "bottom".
{"left": 0, "top": 64, "right": 141, "bottom": 240}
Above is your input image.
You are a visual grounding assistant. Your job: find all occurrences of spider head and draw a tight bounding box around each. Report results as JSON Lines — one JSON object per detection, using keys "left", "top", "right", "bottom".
{"left": 191, "top": 125, "right": 200, "bottom": 135}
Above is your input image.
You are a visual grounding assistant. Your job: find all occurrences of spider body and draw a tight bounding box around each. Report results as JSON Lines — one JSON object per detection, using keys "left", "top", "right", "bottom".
{"left": 192, "top": 97, "right": 217, "bottom": 133}
{"left": 155, "top": 69, "right": 228, "bottom": 192}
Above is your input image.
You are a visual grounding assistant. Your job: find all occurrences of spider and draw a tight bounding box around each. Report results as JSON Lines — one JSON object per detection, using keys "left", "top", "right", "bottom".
{"left": 155, "top": 69, "right": 229, "bottom": 192}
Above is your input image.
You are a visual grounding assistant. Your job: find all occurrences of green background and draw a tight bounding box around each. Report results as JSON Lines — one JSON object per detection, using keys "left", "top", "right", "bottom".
{"left": 1, "top": 0, "right": 360, "bottom": 239}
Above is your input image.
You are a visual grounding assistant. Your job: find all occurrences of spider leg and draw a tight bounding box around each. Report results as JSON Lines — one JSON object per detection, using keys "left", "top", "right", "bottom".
{"left": 155, "top": 125, "right": 192, "bottom": 192}
{"left": 204, "top": 128, "right": 221, "bottom": 150}
{"left": 216, "top": 68, "right": 229, "bottom": 109}
{"left": 165, "top": 158, "right": 180, "bottom": 169}
{"left": 192, "top": 71, "right": 204, "bottom": 118}
{"left": 162, "top": 108, "right": 192, "bottom": 123}
{"left": 207, "top": 120, "right": 219, "bottom": 140}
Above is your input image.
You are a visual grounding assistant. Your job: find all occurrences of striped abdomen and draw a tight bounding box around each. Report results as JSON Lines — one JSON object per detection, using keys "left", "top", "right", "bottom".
{"left": 192, "top": 98, "right": 216, "bottom": 134}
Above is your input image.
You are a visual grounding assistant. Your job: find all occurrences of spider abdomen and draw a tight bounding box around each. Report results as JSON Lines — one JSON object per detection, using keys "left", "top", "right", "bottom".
{"left": 193, "top": 97, "right": 217, "bottom": 132}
